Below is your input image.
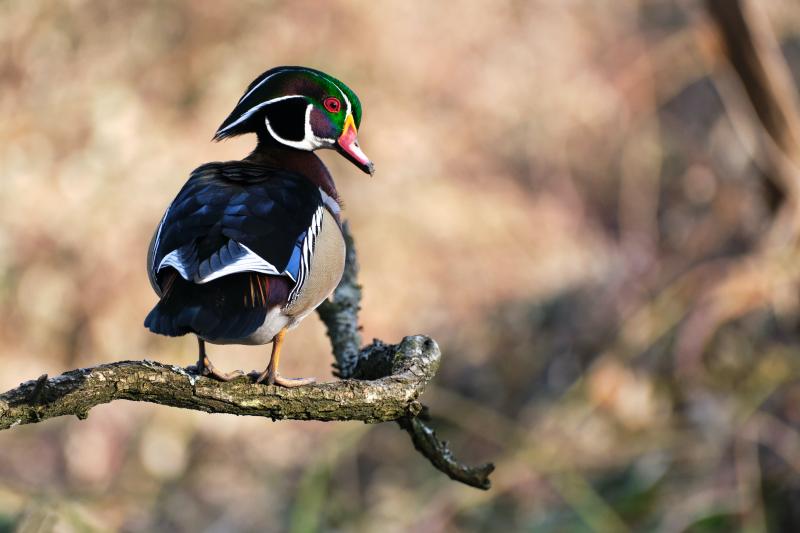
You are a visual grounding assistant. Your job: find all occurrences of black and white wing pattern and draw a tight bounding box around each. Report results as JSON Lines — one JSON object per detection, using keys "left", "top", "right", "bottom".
{"left": 148, "top": 161, "right": 325, "bottom": 303}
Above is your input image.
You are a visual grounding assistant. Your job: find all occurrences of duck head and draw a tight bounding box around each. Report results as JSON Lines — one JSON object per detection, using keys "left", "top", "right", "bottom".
{"left": 214, "top": 66, "right": 374, "bottom": 175}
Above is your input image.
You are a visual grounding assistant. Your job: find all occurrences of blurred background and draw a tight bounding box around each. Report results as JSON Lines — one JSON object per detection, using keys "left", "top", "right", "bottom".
{"left": 2, "top": 0, "right": 800, "bottom": 531}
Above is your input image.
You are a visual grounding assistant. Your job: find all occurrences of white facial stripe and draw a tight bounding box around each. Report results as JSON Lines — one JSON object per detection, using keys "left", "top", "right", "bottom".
{"left": 332, "top": 82, "right": 352, "bottom": 117}
{"left": 218, "top": 94, "right": 304, "bottom": 135}
{"left": 299, "top": 70, "right": 354, "bottom": 124}
{"left": 237, "top": 71, "right": 281, "bottom": 104}
{"left": 300, "top": 70, "right": 352, "bottom": 117}
{"left": 237, "top": 67, "right": 323, "bottom": 104}
{"left": 307, "top": 102, "right": 336, "bottom": 144}
{"left": 265, "top": 104, "right": 315, "bottom": 150}
{"left": 266, "top": 104, "right": 333, "bottom": 150}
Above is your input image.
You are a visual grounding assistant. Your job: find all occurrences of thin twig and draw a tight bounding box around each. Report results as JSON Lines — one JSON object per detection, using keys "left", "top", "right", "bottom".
{"left": 397, "top": 415, "right": 495, "bottom": 490}
{"left": 317, "top": 224, "right": 494, "bottom": 490}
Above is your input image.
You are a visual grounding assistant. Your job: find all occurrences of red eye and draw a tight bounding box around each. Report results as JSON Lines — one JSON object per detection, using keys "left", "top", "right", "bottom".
{"left": 323, "top": 97, "right": 341, "bottom": 113}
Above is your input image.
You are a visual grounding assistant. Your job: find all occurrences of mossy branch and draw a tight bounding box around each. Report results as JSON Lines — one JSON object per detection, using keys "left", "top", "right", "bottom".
{"left": 0, "top": 222, "right": 493, "bottom": 490}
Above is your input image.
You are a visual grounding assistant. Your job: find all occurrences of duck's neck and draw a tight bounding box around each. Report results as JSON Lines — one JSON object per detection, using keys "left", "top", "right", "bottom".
{"left": 246, "top": 140, "right": 340, "bottom": 206}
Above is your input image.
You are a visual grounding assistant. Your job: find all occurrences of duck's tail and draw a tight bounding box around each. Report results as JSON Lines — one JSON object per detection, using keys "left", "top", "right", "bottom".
{"left": 144, "top": 270, "right": 287, "bottom": 341}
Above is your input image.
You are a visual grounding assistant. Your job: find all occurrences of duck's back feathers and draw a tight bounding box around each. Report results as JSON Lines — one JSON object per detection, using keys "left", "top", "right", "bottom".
{"left": 150, "top": 162, "right": 323, "bottom": 285}
{"left": 146, "top": 161, "right": 326, "bottom": 341}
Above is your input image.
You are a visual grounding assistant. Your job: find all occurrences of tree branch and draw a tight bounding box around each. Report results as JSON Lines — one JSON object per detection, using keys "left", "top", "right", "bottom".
{"left": 0, "top": 336, "right": 436, "bottom": 429}
{"left": 398, "top": 409, "right": 495, "bottom": 490}
{"left": 0, "top": 222, "right": 493, "bottom": 490}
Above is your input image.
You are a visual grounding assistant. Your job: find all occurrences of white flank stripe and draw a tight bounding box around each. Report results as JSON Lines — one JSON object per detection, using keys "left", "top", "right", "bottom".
{"left": 288, "top": 206, "right": 324, "bottom": 304}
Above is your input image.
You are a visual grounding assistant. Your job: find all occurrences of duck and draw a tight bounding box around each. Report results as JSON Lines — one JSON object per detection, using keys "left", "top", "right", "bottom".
{"left": 144, "top": 66, "right": 374, "bottom": 387}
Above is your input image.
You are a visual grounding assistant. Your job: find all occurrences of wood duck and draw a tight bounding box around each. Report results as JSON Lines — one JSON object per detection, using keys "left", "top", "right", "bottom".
{"left": 144, "top": 66, "right": 374, "bottom": 387}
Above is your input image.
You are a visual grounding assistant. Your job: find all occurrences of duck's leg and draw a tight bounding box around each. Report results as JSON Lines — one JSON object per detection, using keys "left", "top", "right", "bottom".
{"left": 255, "top": 328, "right": 316, "bottom": 387}
{"left": 195, "top": 338, "right": 244, "bottom": 381}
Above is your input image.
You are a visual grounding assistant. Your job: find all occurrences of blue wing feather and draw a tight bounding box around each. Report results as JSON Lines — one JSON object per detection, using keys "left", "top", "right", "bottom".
{"left": 151, "top": 161, "right": 323, "bottom": 289}
{"left": 145, "top": 160, "right": 323, "bottom": 341}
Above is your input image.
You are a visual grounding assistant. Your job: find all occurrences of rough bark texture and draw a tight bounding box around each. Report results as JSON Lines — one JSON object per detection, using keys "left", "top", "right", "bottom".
{"left": 0, "top": 335, "right": 435, "bottom": 429}
{"left": 398, "top": 411, "right": 495, "bottom": 490}
{"left": 0, "top": 222, "right": 494, "bottom": 490}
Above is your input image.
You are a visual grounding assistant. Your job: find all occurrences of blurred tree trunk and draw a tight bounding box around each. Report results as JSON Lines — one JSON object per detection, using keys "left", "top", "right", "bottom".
{"left": 706, "top": 0, "right": 800, "bottom": 235}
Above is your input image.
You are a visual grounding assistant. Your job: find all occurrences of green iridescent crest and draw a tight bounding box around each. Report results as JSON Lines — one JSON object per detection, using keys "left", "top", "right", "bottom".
{"left": 215, "top": 66, "right": 363, "bottom": 140}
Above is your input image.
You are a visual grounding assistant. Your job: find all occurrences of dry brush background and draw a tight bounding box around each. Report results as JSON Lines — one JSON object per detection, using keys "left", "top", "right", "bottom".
{"left": 2, "top": 0, "right": 800, "bottom": 531}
